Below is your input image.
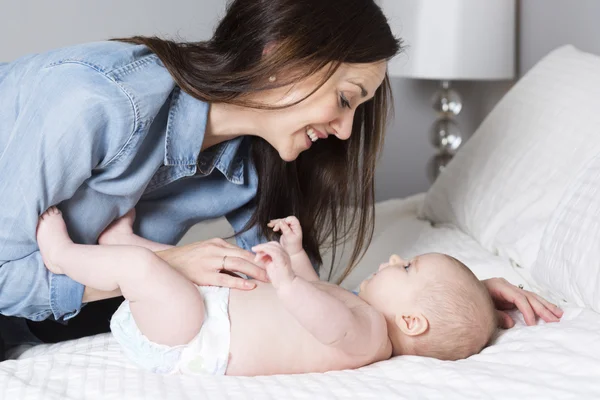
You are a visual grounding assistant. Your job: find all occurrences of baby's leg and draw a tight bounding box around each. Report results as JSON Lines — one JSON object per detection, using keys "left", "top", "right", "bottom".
{"left": 98, "top": 209, "right": 174, "bottom": 252}
{"left": 37, "top": 207, "right": 204, "bottom": 346}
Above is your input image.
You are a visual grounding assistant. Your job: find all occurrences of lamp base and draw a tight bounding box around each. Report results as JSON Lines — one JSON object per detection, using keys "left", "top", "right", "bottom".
{"left": 428, "top": 81, "right": 464, "bottom": 182}
{"left": 431, "top": 80, "right": 462, "bottom": 115}
{"left": 430, "top": 117, "right": 462, "bottom": 155}
{"left": 427, "top": 152, "right": 454, "bottom": 183}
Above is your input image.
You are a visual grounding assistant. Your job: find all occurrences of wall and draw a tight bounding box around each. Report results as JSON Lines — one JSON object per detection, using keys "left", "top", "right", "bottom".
{"left": 0, "top": 0, "right": 226, "bottom": 61}
{"left": 375, "top": 77, "right": 510, "bottom": 201}
{"left": 519, "top": 0, "right": 600, "bottom": 75}
{"left": 376, "top": 0, "right": 600, "bottom": 201}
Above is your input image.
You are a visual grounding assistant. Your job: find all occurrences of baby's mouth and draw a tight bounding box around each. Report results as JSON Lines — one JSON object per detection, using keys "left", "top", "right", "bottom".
{"left": 365, "top": 272, "right": 377, "bottom": 281}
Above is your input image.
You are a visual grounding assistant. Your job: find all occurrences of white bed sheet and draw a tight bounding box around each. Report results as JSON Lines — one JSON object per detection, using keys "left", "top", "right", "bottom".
{"left": 1, "top": 194, "right": 599, "bottom": 400}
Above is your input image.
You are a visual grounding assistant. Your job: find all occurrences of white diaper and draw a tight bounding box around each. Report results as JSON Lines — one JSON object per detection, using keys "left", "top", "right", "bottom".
{"left": 110, "top": 285, "right": 231, "bottom": 375}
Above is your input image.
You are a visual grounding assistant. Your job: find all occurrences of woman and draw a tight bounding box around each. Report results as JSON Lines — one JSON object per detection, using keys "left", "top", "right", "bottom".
{"left": 0, "top": 0, "right": 561, "bottom": 350}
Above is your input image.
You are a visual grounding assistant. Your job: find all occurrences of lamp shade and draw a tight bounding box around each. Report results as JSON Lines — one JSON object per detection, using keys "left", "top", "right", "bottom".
{"left": 381, "top": 0, "right": 516, "bottom": 81}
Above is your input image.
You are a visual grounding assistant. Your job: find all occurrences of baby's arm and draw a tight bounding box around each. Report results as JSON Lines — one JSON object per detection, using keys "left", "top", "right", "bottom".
{"left": 267, "top": 217, "right": 319, "bottom": 281}
{"left": 253, "top": 242, "right": 386, "bottom": 357}
{"left": 289, "top": 251, "right": 320, "bottom": 281}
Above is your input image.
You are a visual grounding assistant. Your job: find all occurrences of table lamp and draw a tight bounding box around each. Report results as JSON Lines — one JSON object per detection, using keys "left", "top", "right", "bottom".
{"left": 380, "top": 0, "right": 516, "bottom": 181}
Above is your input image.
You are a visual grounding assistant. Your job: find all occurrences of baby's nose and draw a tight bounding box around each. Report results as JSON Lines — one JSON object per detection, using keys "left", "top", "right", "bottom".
{"left": 389, "top": 254, "right": 403, "bottom": 265}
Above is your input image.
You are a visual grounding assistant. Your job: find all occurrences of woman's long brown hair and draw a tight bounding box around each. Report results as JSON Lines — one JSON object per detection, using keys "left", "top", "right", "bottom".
{"left": 115, "top": 0, "right": 401, "bottom": 282}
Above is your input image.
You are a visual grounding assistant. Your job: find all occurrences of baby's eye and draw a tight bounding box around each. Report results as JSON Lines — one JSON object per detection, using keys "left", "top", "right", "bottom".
{"left": 404, "top": 263, "right": 411, "bottom": 270}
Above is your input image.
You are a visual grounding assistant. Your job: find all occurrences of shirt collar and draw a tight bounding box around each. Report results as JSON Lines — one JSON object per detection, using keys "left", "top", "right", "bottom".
{"left": 164, "top": 87, "right": 246, "bottom": 185}
{"left": 197, "top": 136, "right": 246, "bottom": 185}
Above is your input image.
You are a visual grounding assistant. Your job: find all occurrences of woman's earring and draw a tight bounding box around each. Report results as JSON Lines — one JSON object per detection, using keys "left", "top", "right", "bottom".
{"left": 269, "top": 76, "right": 277, "bottom": 83}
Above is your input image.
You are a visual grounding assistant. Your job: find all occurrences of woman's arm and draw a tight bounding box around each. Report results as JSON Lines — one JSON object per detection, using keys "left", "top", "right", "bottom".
{"left": 82, "top": 239, "right": 267, "bottom": 301}
{"left": 82, "top": 210, "right": 269, "bottom": 302}
{"left": 0, "top": 62, "right": 136, "bottom": 320}
{"left": 482, "top": 278, "right": 563, "bottom": 327}
{"left": 83, "top": 241, "right": 269, "bottom": 301}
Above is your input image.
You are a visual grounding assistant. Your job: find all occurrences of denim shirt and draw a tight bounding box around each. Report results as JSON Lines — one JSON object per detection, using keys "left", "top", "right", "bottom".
{"left": 0, "top": 41, "right": 263, "bottom": 322}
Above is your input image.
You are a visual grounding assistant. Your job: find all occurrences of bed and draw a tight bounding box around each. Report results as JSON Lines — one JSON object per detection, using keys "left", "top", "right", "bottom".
{"left": 2, "top": 46, "right": 600, "bottom": 400}
{"left": 2, "top": 194, "right": 600, "bottom": 399}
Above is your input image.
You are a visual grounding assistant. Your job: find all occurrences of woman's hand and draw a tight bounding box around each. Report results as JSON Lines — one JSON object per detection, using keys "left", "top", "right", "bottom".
{"left": 482, "top": 277, "right": 564, "bottom": 328}
{"left": 156, "top": 238, "right": 268, "bottom": 290}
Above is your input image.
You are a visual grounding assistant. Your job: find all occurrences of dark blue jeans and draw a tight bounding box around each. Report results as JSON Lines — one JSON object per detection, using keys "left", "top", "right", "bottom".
{"left": 0, "top": 297, "right": 123, "bottom": 361}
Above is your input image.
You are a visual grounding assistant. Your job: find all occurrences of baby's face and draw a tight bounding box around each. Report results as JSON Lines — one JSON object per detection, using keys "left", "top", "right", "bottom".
{"left": 358, "top": 253, "right": 457, "bottom": 315}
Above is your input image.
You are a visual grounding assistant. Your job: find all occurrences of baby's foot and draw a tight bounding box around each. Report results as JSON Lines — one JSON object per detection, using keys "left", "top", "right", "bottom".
{"left": 98, "top": 209, "right": 136, "bottom": 245}
{"left": 37, "top": 207, "right": 72, "bottom": 274}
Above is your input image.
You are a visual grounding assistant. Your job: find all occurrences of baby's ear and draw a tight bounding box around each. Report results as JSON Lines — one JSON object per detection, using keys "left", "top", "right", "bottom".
{"left": 395, "top": 313, "right": 429, "bottom": 337}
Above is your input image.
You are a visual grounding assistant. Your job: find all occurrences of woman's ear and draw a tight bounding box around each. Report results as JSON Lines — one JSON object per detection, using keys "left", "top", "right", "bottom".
{"left": 262, "top": 42, "right": 278, "bottom": 56}
{"left": 395, "top": 313, "right": 429, "bottom": 337}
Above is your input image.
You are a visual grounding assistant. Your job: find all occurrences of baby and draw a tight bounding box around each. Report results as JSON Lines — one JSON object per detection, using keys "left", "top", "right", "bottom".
{"left": 36, "top": 207, "right": 497, "bottom": 376}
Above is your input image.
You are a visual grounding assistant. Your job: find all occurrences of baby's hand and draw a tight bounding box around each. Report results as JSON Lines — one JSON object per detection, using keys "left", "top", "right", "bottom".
{"left": 267, "top": 216, "right": 303, "bottom": 256}
{"left": 252, "top": 242, "right": 296, "bottom": 290}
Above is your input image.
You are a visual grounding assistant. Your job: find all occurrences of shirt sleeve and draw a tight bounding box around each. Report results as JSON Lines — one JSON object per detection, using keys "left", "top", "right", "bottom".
{"left": 225, "top": 201, "right": 265, "bottom": 252}
{"left": 0, "top": 62, "right": 136, "bottom": 321}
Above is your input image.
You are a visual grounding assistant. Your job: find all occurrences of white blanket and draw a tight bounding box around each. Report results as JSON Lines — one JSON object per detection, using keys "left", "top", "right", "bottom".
{"left": 1, "top": 307, "right": 599, "bottom": 400}
{"left": 1, "top": 195, "right": 599, "bottom": 400}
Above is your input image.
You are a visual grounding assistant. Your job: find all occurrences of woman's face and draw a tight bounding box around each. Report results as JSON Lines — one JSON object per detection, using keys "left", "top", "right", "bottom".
{"left": 251, "top": 61, "right": 388, "bottom": 161}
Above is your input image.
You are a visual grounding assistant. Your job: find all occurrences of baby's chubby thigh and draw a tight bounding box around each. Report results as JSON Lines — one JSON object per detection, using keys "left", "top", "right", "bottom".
{"left": 110, "top": 283, "right": 207, "bottom": 375}
{"left": 116, "top": 250, "right": 207, "bottom": 347}
{"left": 111, "top": 285, "right": 231, "bottom": 375}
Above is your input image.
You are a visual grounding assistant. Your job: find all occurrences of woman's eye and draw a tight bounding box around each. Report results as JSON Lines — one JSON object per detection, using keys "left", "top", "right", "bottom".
{"left": 339, "top": 93, "right": 351, "bottom": 109}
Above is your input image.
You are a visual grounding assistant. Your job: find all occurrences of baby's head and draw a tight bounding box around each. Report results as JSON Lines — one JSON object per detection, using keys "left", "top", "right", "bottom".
{"left": 358, "top": 253, "right": 496, "bottom": 361}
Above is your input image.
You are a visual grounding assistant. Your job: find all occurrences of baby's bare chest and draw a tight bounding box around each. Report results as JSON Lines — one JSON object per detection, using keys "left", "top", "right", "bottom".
{"left": 225, "top": 282, "right": 372, "bottom": 375}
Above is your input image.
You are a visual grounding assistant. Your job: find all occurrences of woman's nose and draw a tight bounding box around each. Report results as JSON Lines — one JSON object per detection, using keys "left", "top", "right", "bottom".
{"left": 330, "top": 110, "right": 354, "bottom": 140}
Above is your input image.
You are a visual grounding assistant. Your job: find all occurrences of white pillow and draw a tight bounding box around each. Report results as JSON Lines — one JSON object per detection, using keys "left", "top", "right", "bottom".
{"left": 419, "top": 45, "right": 600, "bottom": 270}
{"left": 329, "top": 195, "right": 527, "bottom": 293}
{"left": 532, "top": 152, "right": 600, "bottom": 312}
